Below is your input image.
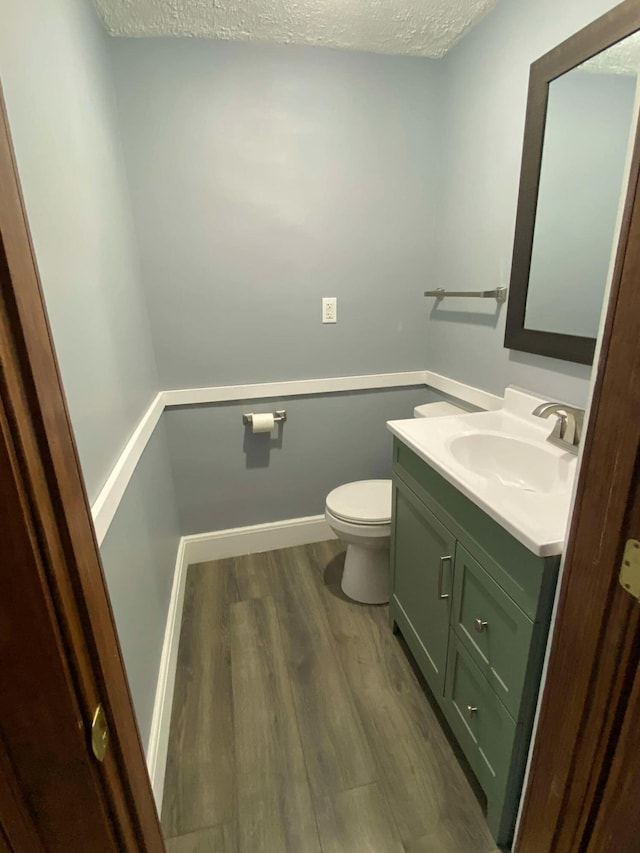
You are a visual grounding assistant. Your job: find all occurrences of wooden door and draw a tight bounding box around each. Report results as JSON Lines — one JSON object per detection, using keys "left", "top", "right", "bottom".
{"left": 0, "top": 392, "right": 119, "bottom": 851}
{"left": 0, "top": 87, "right": 164, "bottom": 849}
{"left": 586, "top": 643, "right": 640, "bottom": 851}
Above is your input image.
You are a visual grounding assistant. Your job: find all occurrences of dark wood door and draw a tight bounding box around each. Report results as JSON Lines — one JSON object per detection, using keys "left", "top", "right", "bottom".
{"left": 0, "top": 86, "right": 164, "bottom": 850}
{"left": 586, "top": 641, "right": 640, "bottom": 851}
{"left": 0, "top": 392, "right": 119, "bottom": 851}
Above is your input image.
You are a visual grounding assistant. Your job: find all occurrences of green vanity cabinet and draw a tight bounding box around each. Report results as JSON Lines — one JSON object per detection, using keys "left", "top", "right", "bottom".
{"left": 389, "top": 438, "right": 560, "bottom": 847}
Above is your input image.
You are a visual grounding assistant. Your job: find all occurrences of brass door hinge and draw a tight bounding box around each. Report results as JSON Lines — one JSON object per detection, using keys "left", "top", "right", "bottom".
{"left": 91, "top": 704, "right": 109, "bottom": 762}
{"left": 619, "top": 539, "right": 640, "bottom": 601}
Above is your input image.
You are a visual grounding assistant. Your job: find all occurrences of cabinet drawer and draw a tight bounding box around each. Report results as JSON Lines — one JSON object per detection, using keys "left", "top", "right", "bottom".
{"left": 452, "top": 545, "right": 533, "bottom": 719}
{"left": 444, "top": 634, "right": 516, "bottom": 799}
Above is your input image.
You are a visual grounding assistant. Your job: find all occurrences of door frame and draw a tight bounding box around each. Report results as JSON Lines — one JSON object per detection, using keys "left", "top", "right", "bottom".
{"left": 515, "top": 33, "right": 640, "bottom": 853}
{"left": 0, "top": 87, "right": 164, "bottom": 849}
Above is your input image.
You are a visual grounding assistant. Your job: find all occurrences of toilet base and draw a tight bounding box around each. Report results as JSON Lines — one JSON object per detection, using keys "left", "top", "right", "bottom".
{"left": 341, "top": 543, "right": 390, "bottom": 605}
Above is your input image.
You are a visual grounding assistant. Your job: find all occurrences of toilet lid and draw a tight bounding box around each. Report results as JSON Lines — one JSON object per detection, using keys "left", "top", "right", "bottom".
{"left": 326, "top": 480, "right": 392, "bottom": 524}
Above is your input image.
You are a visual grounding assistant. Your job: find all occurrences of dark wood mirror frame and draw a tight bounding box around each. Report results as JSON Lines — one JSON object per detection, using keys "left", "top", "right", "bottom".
{"left": 504, "top": 0, "right": 640, "bottom": 365}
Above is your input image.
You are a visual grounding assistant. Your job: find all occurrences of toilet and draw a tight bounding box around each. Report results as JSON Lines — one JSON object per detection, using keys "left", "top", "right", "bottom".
{"left": 325, "top": 479, "right": 392, "bottom": 604}
{"left": 325, "top": 400, "right": 468, "bottom": 605}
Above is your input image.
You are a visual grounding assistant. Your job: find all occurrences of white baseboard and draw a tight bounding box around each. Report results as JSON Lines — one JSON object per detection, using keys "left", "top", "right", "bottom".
{"left": 182, "top": 515, "right": 336, "bottom": 566}
{"left": 145, "top": 515, "right": 335, "bottom": 812}
{"left": 146, "top": 538, "right": 188, "bottom": 813}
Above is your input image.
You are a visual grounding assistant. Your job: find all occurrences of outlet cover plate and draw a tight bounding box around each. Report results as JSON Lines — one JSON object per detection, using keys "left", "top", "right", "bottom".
{"left": 322, "top": 297, "right": 337, "bottom": 323}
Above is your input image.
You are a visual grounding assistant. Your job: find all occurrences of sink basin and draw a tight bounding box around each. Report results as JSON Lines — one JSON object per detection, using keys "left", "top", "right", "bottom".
{"left": 448, "top": 433, "right": 571, "bottom": 494}
{"left": 386, "top": 387, "right": 579, "bottom": 556}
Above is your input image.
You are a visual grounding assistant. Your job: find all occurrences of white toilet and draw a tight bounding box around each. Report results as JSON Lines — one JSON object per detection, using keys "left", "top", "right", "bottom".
{"left": 325, "top": 479, "right": 392, "bottom": 604}
{"left": 325, "top": 400, "right": 468, "bottom": 605}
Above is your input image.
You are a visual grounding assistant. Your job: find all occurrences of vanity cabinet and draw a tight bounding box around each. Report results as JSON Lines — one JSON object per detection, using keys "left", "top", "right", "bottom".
{"left": 389, "top": 438, "right": 560, "bottom": 847}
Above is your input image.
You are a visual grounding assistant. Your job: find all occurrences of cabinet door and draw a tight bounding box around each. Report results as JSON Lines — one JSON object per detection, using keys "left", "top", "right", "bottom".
{"left": 392, "top": 481, "right": 455, "bottom": 696}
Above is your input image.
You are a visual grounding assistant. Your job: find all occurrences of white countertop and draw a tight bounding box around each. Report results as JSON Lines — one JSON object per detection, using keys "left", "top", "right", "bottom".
{"left": 387, "top": 388, "right": 577, "bottom": 557}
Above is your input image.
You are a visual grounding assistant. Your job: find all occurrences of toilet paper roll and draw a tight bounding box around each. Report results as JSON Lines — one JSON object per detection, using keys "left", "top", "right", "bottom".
{"left": 251, "top": 412, "right": 275, "bottom": 434}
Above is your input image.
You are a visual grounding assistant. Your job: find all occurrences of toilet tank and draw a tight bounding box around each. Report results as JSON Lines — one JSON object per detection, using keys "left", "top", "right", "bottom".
{"left": 413, "top": 401, "right": 468, "bottom": 418}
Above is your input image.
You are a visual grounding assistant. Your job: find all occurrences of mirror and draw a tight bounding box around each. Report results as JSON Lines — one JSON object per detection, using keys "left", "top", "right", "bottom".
{"left": 505, "top": 17, "right": 640, "bottom": 365}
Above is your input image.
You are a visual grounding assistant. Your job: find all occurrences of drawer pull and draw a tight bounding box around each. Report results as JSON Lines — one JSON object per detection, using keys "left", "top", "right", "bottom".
{"left": 438, "top": 555, "right": 452, "bottom": 600}
{"left": 474, "top": 618, "right": 489, "bottom": 633}
{"left": 467, "top": 705, "right": 478, "bottom": 716}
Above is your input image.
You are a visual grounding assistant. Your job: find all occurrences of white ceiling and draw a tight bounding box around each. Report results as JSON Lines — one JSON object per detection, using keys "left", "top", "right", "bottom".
{"left": 92, "top": 0, "right": 497, "bottom": 58}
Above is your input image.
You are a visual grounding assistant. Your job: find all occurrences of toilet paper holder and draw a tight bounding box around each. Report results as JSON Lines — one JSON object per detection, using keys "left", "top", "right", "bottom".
{"left": 242, "top": 409, "right": 287, "bottom": 426}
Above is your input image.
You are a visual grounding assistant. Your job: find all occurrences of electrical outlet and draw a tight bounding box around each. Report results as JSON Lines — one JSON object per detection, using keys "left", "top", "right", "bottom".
{"left": 322, "top": 297, "right": 337, "bottom": 324}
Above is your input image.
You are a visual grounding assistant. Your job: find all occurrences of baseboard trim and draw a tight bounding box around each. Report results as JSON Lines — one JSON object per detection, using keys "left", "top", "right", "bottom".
{"left": 146, "top": 537, "right": 188, "bottom": 813}
{"left": 182, "top": 515, "right": 336, "bottom": 566}
{"left": 145, "top": 515, "right": 336, "bottom": 811}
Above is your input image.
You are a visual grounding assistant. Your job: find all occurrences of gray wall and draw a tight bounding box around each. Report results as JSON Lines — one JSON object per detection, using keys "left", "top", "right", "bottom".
{"left": 108, "top": 37, "right": 449, "bottom": 535}
{"left": 109, "top": 39, "right": 443, "bottom": 388}
{"left": 101, "top": 422, "right": 180, "bottom": 748}
{"left": 1, "top": 0, "right": 158, "bottom": 502}
{"left": 164, "top": 387, "right": 443, "bottom": 534}
{"left": 1, "top": 0, "right": 180, "bottom": 752}
{"left": 526, "top": 70, "right": 636, "bottom": 338}
{"left": 107, "top": 10, "right": 629, "bottom": 536}
{"left": 432, "top": 0, "right": 623, "bottom": 407}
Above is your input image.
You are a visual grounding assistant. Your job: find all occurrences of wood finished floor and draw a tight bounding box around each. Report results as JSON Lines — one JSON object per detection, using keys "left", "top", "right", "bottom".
{"left": 162, "top": 541, "right": 499, "bottom": 853}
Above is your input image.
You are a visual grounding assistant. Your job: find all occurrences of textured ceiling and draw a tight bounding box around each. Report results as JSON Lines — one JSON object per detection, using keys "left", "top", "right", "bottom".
{"left": 92, "top": 0, "right": 497, "bottom": 58}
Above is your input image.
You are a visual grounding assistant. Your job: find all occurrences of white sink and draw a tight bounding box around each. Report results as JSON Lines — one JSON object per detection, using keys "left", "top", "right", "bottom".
{"left": 387, "top": 388, "right": 578, "bottom": 556}
{"left": 447, "top": 432, "right": 572, "bottom": 494}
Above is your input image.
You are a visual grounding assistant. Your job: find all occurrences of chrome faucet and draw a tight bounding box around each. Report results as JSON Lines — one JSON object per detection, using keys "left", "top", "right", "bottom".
{"left": 532, "top": 402, "right": 585, "bottom": 451}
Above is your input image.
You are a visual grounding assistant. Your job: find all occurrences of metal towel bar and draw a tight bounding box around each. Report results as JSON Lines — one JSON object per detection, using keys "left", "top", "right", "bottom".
{"left": 424, "top": 287, "right": 508, "bottom": 303}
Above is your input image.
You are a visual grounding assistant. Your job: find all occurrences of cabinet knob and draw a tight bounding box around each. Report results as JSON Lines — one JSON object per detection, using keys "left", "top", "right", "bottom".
{"left": 474, "top": 618, "right": 488, "bottom": 633}
{"left": 467, "top": 705, "right": 478, "bottom": 716}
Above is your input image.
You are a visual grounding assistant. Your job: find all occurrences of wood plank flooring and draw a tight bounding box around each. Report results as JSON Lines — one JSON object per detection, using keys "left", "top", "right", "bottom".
{"left": 230, "top": 596, "right": 320, "bottom": 852}
{"left": 162, "top": 558, "right": 238, "bottom": 838}
{"left": 162, "top": 541, "right": 499, "bottom": 853}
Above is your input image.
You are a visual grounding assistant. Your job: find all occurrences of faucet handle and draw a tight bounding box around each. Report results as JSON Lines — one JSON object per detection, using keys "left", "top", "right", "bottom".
{"left": 561, "top": 406, "right": 583, "bottom": 445}
{"left": 532, "top": 401, "right": 584, "bottom": 450}
{"left": 550, "top": 411, "right": 569, "bottom": 443}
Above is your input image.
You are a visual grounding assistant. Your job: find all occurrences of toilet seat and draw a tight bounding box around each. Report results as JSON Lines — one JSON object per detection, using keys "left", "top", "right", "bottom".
{"left": 325, "top": 509, "right": 390, "bottom": 540}
{"left": 325, "top": 480, "right": 392, "bottom": 525}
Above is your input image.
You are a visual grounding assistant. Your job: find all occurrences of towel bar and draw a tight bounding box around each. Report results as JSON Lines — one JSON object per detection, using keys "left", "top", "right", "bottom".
{"left": 424, "top": 287, "right": 508, "bottom": 303}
